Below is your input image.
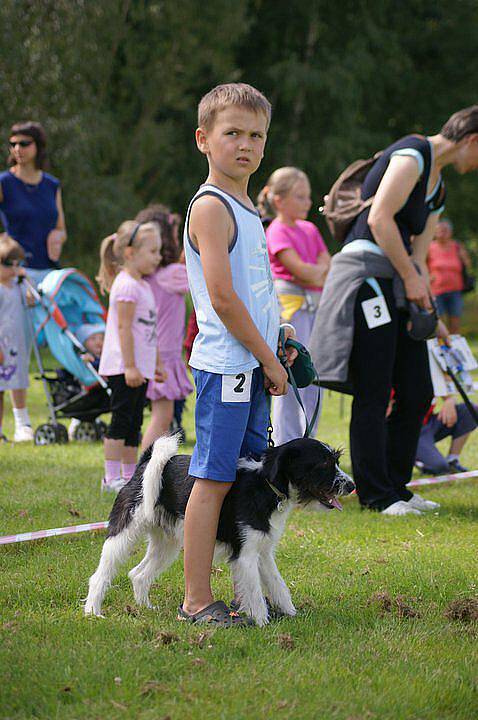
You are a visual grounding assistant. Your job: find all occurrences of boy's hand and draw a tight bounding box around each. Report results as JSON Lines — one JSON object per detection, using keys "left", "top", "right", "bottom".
{"left": 125, "top": 366, "right": 145, "bottom": 388}
{"left": 278, "top": 325, "right": 299, "bottom": 367}
{"left": 0, "top": 349, "right": 4, "bottom": 365}
{"left": 154, "top": 364, "right": 167, "bottom": 383}
{"left": 263, "top": 358, "right": 288, "bottom": 396}
{"left": 25, "top": 289, "right": 35, "bottom": 307}
{"left": 438, "top": 397, "right": 457, "bottom": 428}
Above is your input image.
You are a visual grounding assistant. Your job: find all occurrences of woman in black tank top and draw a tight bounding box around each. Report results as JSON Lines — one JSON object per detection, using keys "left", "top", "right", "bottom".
{"left": 345, "top": 106, "right": 478, "bottom": 514}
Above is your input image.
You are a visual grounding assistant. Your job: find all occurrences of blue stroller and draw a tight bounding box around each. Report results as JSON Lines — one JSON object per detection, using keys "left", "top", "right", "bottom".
{"left": 25, "top": 268, "right": 111, "bottom": 445}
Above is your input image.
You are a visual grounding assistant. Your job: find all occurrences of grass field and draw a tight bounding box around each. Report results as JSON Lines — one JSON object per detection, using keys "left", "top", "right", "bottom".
{"left": 1, "top": 350, "right": 478, "bottom": 720}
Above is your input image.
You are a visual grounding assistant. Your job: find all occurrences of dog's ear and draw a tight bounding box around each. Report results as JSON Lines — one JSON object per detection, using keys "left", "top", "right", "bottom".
{"left": 262, "top": 445, "right": 294, "bottom": 493}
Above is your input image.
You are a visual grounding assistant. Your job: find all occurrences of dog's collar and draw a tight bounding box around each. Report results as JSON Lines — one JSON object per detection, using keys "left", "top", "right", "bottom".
{"left": 264, "top": 478, "right": 287, "bottom": 513}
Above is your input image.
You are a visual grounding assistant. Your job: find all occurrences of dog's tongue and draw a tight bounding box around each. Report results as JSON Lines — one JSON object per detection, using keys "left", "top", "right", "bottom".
{"left": 330, "top": 497, "right": 343, "bottom": 511}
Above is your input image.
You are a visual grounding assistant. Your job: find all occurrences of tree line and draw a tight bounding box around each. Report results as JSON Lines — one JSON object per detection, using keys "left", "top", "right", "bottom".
{"left": 1, "top": 0, "right": 478, "bottom": 276}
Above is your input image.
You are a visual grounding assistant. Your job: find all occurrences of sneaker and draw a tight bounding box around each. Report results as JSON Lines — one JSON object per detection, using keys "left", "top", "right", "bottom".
{"left": 101, "top": 477, "right": 127, "bottom": 493}
{"left": 13, "top": 425, "right": 34, "bottom": 442}
{"left": 0, "top": 433, "right": 9, "bottom": 443}
{"left": 448, "top": 458, "right": 469, "bottom": 473}
{"left": 381, "top": 500, "right": 422, "bottom": 516}
{"left": 68, "top": 418, "right": 81, "bottom": 441}
{"left": 407, "top": 493, "right": 440, "bottom": 512}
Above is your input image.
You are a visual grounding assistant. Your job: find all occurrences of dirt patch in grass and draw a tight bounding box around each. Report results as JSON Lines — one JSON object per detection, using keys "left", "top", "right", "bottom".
{"left": 367, "top": 591, "right": 419, "bottom": 618}
{"left": 444, "top": 597, "right": 478, "bottom": 622}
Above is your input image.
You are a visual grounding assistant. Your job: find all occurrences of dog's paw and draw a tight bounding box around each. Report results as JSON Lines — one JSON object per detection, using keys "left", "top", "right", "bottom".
{"left": 281, "top": 604, "right": 297, "bottom": 617}
{"left": 84, "top": 606, "right": 105, "bottom": 618}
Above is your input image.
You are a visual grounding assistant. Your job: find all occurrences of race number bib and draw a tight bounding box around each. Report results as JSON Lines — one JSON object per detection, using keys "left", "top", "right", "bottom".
{"left": 361, "top": 295, "right": 391, "bottom": 329}
{"left": 221, "top": 370, "right": 253, "bottom": 403}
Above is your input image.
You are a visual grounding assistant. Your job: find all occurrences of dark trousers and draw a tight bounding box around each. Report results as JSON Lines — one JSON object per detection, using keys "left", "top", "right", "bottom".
{"left": 349, "top": 279, "right": 433, "bottom": 510}
{"left": 105, "top": 374, "right": 148, "bottom": 447}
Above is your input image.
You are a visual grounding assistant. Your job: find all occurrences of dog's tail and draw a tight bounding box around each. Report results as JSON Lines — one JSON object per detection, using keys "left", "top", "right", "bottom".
{"left": 143, "top": 434, "right": 180, "bottom": 522}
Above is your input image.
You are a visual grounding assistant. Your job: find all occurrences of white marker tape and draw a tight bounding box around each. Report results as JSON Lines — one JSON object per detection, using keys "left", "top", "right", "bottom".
{"left": 408, "top": 469, "right": 478, "bottom": 487}
{"left": 1, "top": 470, "right": 478, "bottom": 546}
{"left": 0, "top": 521, "right": 108, "bottom": 546}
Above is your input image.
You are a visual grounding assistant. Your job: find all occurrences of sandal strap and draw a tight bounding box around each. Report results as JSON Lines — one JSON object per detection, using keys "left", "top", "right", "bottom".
{"left": 178, "top": 600, "right": 254, "bottom": 626}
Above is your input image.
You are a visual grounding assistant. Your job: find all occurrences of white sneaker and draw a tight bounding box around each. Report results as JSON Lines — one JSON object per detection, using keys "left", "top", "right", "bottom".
{"left": 13, "top": 425, "right": 34, "bottom": 442}
{"left": 101, "top": 477, "right": 127, "bottom": 493}
{"left": 381, "top": 500, "right": 422, "bottom": 516}
{"left": 68, "top": 418, "right": 81, "bottom": 441}
{"left": 407, "top": 493, "right": 440, "bottom": 512}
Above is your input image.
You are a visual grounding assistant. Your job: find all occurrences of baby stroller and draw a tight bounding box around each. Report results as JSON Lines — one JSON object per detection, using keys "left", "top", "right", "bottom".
{"left": 25, "top": 268, "right": 111, "bottom": 445}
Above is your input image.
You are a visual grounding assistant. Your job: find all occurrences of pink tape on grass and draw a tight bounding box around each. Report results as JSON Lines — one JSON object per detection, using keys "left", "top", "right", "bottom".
{"left": 1, "top": 471, "right": 477, "bottom": 545}
{"left": 0, "top": 521, "right": 109, "bottom": 545}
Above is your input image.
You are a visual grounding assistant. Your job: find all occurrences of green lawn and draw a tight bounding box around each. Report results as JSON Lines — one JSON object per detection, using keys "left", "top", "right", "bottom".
{"left": 1, "top": 350, "right": 478, "bottom": 720}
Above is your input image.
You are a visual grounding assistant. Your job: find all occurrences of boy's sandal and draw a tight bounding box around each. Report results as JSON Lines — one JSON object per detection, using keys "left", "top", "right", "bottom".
{"left": 230, "top": 597, "right": 286, "bottom": 620}
{"left": 177, "top": 600, "right": 255, "bottom": 627}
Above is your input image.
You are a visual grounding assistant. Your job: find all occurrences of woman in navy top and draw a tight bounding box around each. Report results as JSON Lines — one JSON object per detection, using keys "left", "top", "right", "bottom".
{"left": 0, "top": 121, "right": 66, "bottom": 285}
{"left": 343, "top": 106, "right": 478, "bottom": 515}
{"left": 0, "top": 121, "right": 67, "bottom": 441}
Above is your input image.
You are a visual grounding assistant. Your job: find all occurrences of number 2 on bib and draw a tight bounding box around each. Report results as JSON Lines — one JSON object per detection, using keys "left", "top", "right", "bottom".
{"left": 221, "top": 371, "right": 252, "bottom": 402}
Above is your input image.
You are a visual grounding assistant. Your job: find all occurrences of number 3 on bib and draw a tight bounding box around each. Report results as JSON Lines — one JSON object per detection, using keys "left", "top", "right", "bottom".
{"left": 361, "top": 295, "right": 392, "bottom": 329}
{"left": 221, "top": 370, "right": 253, "bottom": 402}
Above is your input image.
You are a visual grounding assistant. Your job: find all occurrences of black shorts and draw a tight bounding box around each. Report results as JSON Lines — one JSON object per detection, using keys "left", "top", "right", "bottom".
{"left": 105, "top": 374, "right": 148, "bottom": 447}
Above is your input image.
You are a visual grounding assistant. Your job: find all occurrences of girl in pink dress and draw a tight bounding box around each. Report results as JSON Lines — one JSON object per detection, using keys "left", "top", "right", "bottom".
{"left": 135, "top": 206, "right": 192, "bottom": 450}
{"left": 258, "top": 167, "right": 330, "bottom": 444}
{"left": 97, "top": 220, "right": 165, "bottom": 492}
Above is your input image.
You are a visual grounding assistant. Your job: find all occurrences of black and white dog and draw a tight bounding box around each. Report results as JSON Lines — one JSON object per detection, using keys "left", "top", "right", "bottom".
{"left": 84, "top": 435, "right": 354, "bottom": 625}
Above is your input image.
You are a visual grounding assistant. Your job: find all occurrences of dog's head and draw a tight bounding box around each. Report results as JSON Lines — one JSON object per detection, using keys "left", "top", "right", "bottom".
{"left": 262, "top": 437, "right": 355, "bottom": 511}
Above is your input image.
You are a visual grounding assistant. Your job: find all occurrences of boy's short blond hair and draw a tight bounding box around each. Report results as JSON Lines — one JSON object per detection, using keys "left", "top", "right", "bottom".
{"left": 198, "top": 83, "right": 272, "bottom": 131}
{"left": 0, "top": 233, "right": 25, "bottom": 263}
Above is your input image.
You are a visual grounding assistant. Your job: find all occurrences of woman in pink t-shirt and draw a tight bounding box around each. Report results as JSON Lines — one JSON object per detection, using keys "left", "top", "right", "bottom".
{"left": 427, "top": 219, "right": 471, "bottom": 334}
{"left": 258, "top": 167, "right": 330, "bottom": 444}
{"left": 97, "top": 221, "right": 165, "bottom": 492}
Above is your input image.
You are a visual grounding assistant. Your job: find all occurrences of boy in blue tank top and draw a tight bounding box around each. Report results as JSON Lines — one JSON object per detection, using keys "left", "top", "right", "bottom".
{"left": 180, "top": 83, "right": 296, "bottom": 626}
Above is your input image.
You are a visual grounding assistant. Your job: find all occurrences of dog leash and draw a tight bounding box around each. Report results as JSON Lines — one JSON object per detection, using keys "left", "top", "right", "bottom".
{"left": 275, "top": 327, "right": 322, "bottom": 439}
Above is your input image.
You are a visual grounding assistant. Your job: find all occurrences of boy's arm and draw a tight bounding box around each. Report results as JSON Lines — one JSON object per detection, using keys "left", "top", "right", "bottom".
{"left": 190, "top": 196, "right": 287, "bottom": 395}
{"left": 117, "top": 301, "right": 145, "bottom": 387}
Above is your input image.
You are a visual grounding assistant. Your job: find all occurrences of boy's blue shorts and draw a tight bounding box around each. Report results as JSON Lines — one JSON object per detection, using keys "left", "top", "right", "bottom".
{"left": 189, "top": 367, "right": 269, "bottom": 483}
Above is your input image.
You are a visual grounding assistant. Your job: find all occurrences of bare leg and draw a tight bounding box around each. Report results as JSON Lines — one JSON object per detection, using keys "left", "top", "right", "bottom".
{"left": 104, "top": 437, "right": 124, "bottom": 462}
{"left": 141, "top": 399, "right": 174, "bottom": 451}
{"left": 182, "top": 478, "right": 232, "bottom": 615}
{"left": 448, "top": 316, "right": 460, "bottom": 335}
{"left": 11, "top": 388, "right": 27, "bottom": 409}
{"left": 121, "top": 445, "right": 138, "bottom": 465}
{"left": 449, "top": 432, "right": 470, "bottom": 457}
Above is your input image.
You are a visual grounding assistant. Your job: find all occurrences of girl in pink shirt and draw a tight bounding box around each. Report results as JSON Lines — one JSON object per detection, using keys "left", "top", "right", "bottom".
{"left": 258, "top": 167, "right": 330, "bottom": 443}
{"left": 97, "top": 221, "right": 165, "bottom": 492}
{"left": 134, "top": 206, "right": 192, "bottom": 449}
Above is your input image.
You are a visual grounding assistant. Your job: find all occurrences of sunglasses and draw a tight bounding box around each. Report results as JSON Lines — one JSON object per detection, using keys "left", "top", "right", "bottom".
{"left": 1, "top": 259, "right": 24, "bottom": 267}
{"left": 9, "top": 140, "right": 34, "bottom": 149}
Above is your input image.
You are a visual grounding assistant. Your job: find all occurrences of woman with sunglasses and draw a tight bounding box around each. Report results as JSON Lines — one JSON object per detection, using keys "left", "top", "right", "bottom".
{"left": 0, "top": 121, "right": 67, "bottom": 441}
{"left": 0, "top": 121, "right": 67, "bottom": 288}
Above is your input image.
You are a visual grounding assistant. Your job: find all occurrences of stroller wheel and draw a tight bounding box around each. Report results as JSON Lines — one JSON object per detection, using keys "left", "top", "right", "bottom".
{"left": 34, "top": 423, "right": 69, "bottom": 446}
{"left": 34, "top": 424, "right": 58, "bottom": 446}
{"left": 95, "top": 420, "right": 107, "bottom": 440}
{"left": 73, "top": 421, "right": 98, "bottom": 443}
{"left": 55, "top": 423, "right": 69, "bottom": 444}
